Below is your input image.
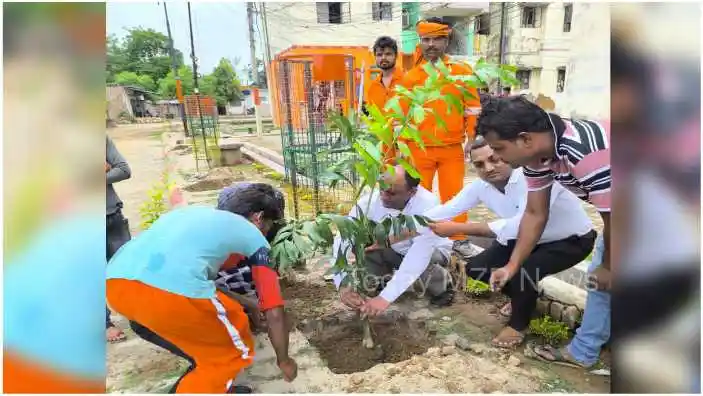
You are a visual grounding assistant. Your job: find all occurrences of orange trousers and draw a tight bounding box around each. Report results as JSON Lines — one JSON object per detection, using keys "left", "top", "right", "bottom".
{"left": 107, "top": 279, "right": 255, "bottom": 393}
{"left": 409, "top": 143, "right": 468, "bottom": 238}
{"left": 4, "top": 350, "right": 104, "bottom": 393}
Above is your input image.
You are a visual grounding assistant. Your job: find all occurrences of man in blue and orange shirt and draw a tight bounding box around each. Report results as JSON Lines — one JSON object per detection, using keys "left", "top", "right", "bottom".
{"left": 107, "top": 183, "right": 296, "bottom": 393}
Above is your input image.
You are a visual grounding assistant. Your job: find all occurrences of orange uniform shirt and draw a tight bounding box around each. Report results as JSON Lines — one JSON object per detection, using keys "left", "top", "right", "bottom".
{"left": 366, "top": 67, "right": 404, "bottom": 114}
{"left": 399, "top": 56, "right": 481, "bottom": 147}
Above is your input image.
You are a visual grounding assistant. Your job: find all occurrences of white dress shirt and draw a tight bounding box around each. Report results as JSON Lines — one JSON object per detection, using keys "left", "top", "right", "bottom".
{"left": 424, "top": 169, "right": 594, "bottom": 245}
{"left": 332, "top": 186, "right": 453, "bottom": 303}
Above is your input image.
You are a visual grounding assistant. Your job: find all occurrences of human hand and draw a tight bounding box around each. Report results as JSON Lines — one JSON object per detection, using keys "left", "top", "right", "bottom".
{"left": 340, "top": 286, "right": 365, "bottom": 309}
{"left": 428, "top": 221, "right": 464, "bottom": 237}
{"left": 589, "top": 266, "right": 611, "bottom": 291}
{"left": 360, "top": 296, "right": 390, "bottom": 317}
{"left": 105, "top": 162, "right": 111, "bottom": 172}
{"left": 489, "top": 264, "right": 518, "bottom": 291}
{"left": 277, "top": 357, "right": 298, "bottom": 382}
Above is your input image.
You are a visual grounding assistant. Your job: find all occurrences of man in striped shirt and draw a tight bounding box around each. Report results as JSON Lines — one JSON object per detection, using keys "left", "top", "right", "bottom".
{"left": 477, "top": 95, "right": 611, "bottom": 369}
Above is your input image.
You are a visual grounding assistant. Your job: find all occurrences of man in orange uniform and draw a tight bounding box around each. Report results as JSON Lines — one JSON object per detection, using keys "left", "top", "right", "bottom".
{"left": 400, "top": 17, "right": 482, "bottom": 241}
{"left": 365, "top": 36, "right": 404, "bottom": 159}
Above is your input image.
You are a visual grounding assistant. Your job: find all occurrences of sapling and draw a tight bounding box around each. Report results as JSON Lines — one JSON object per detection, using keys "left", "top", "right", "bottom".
{"left": 272, "top": 59, "right": 518, "bottom": 349}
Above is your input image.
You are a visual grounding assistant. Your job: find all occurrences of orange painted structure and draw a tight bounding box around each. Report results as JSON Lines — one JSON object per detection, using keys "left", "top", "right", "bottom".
{"left": 269, "top": 45, "right": 411, "bottom": 129}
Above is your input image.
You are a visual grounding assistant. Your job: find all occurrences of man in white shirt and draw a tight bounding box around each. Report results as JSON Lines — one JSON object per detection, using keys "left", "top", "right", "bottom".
{"left": 426, "top": 138, "right": 596, "bottom": 348}
{"left": 332, "top": 165, "right": 455, "bottom": 317}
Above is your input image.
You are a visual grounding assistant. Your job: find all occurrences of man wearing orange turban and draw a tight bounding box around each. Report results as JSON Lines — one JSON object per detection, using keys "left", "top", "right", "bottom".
{"left": 399, "top": 18, "right": 482, "bottom": 248}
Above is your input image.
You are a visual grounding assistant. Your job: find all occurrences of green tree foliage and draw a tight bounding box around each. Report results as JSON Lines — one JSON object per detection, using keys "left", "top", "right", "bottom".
{"left": 114, "top": 71, "right": 157, "bottom": 92}
{"left": 107, "top": 27, "right": 242, "bottom": 103}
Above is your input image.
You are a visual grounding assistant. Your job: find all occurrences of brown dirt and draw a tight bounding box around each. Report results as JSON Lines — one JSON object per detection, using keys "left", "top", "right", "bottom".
{"left": 183, "top": 177, "right": 236, "bottom": 192}
{"left": 281, "top": 279, "right": 435, "bottom": 374}
{"left": 307, "top": 318, "right": 434, "bottom": 374}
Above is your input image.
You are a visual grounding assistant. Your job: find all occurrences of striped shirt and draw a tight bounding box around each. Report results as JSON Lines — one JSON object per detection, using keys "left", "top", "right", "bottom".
{"left": 523, "top": 114, "right": 611, "bottom": 212}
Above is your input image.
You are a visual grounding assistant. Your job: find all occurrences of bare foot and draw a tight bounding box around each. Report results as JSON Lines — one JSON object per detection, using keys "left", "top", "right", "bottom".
{"left": 107, "top": 326, "right": 126, "bottom": 343}
{"left": 491, "top": 326, "right": 524, "bottom": 349}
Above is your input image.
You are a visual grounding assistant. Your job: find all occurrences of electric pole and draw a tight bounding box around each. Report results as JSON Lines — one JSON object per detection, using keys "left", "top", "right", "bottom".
{"left": 162, "top": 2, "right": 189, "bottom": 137}
{"left": 497, "top": 2, "right": 507, "bottom": 92}
{"left": 246, "top": 2, "right": 264, "bottom": 137}
{"left": 187, "top": 2, "right": 211, "bottom": 166}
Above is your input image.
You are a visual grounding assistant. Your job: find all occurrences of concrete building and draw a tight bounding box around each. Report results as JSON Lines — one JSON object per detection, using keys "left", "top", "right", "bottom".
{"left": 473, "top": 2, "right": 609, "bottom": 119}
{"left": 262, "top": 2, "right": 403, "bottom": 56}
{"left": 401, "top": 2, "right": 489, "bottom": 57}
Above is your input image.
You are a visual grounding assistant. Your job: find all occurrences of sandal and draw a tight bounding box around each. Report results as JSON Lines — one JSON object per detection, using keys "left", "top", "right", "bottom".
{"left": 529, "top": 344, "right": 592, "bottom": 369}
{"left": 499, "top": 302, "right": 512, "bottom": 317}
{"left": 106, "top": 326, "right": 127, "bottom": 344}
{"left": 491, "top": 327, "right": 525, "bottom": 349}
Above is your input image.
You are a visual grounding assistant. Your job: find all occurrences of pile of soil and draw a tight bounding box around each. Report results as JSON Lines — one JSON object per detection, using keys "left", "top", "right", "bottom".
{"left": 307, "top": 318, "right": 434, "bottom": 374}
{"left": 281, "top": 279, "right": 435, "bottom": 374}
{"left": 183, "top": 177, "right": 235, "bottom": 192}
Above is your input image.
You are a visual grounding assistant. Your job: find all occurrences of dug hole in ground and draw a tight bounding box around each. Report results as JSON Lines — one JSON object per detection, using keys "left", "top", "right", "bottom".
{"left": 106, "top": 125, "right": 609, "bottom": 394}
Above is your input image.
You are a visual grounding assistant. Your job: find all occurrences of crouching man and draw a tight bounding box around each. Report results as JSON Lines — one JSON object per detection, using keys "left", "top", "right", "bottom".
{"left": 332, "top": 164, "right": 456, "bottom": 317}
{"left": 107, "top": 184, "right": 297, "bottom": 393}
{"left": 425, "top": 138, "right": 596, "bottom": 348}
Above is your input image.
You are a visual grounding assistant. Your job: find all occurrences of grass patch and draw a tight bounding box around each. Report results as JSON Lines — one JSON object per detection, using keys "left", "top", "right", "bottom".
{"left": 529, "top": 315, "right": 570, "bottom": 346}
{"left": 465, "top": 278, "right": 491, "bottom": 297}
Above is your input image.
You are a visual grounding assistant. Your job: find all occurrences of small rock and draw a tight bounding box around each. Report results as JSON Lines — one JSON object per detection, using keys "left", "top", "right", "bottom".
{"left": 536, "top": 298, "right": 551, "bottom": 316}
{"left": 441, "top": 316, "right": 451, "bottom": 321}
{"left": 388, "top": 386, "right": 401, "bottom": 394}
{"left": 455, "top": 336, "right": 472, "bottom": 351}
{"left": 428, "top": 367, "right": 447, "bottom": 379}
{"left": 349, "top": 374, "right": 364, "bottom": 385}
{"left": 408, "top": 308, "right": 433, "bottom": 320}
{"left": 549, "top": 301, "right": 564, "bottom": 321}
{"left": 468, "top": 342, "right": 488, "bottom": 355}
{"left": 443, "top": 333, "right": 460, "bottom": 346}
{"left": 386, "top": 366, "right": 401, "bottom": 376}
{"left": 562, "top": 305, "right": 582, "bottom": 329}
{"left": 507, "top": 355, "right": 522, "bottom": 367}
{"left": 445, "top": 380, "right": 463, "bottom": 393}
{"left": 441, "top": 345, "right": 456, "bottom": 356}
{"left": 426, "top": 347, "right": 441, "bottom": 357}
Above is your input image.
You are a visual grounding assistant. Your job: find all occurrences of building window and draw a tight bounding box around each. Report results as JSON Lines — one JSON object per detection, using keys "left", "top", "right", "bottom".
{"left": 556, "top": 67, "right": 566, "bottom": 93}
{"left": 563, "top": 4, "right": 573, "bottom": 32}
{"left": 521, "top": 6, "right": 541, "bottom": 28}
{"left": 372, "top": 2, "right": 393, "bottom": 21}
{"left": 317, "top": 2, "right": 351, "bottom": 24}
{"left": 516, "top": 69, "right": 531, "bottom": 90}
{"left": 474, "top": 13, "right": 490, "bottom": 35}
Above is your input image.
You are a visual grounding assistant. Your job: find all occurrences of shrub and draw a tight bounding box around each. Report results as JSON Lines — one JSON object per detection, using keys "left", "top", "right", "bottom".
{"left": 529, "top": 315, "right": 570, "bottom": 346}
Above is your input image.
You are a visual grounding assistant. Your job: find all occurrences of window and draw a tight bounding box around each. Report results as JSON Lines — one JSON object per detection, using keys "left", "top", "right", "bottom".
{"left": 521, "top": 6, "right": 539, "bottom": 28}
{"left": 474, "top": 13, "right": 490, "bottom": 35}
{"left": 516, "top": 69, "right": 531, "bottom": 90}
{"left": 563, "top": 4, "right": 573, "bottom": 32}
{"left": 556, "top": 67, "right": 566, "bottom": 93}
{"left": 402, "top": 8, "right": 411, "bottom": 29}
{"left": 316, "top": 2, "right": 351, "bottom": 24}
{"left": 372, "top": 2, "right": 393, "bottom": 21}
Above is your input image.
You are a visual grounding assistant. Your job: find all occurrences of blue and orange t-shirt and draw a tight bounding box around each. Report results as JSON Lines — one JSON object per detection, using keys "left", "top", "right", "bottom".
{"left": 107, "top": 205, "right": 284, "bottom": 311}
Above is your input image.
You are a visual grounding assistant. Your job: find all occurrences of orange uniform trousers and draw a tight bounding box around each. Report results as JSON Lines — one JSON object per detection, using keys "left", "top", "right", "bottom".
{"left": 106, "top": 279, "right": 255, "bottom": 394}
{"left": 409, "top": 143, "right": 468, "bottom": 234}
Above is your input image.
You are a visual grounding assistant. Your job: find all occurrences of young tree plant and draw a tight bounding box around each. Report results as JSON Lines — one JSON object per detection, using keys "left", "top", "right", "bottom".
{"left": 271, "top": 59, "right": 518, "bottom": 349}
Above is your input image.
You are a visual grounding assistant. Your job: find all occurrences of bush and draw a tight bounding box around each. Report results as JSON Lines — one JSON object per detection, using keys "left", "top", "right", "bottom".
{"left": 139, "top": 174, "right": 174, "bottom": 230}
{"left": 529, "top": 315, "right": 570, "bottom": 346}
{"left": 465, "top": 278, "right": 490, "bottom": 297}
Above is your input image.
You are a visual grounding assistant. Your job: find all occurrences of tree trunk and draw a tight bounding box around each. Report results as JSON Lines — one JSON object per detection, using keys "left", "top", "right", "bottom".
{"left": 361, "top": 315, "right": 374, "bottom": 349}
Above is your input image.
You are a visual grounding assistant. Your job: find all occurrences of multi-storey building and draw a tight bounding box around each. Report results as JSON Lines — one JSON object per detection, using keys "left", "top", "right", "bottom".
{"left": 473, "top": 2, "right": 609, "bottom": 118}
{"left": 262, "top": 2, "right": 402, "bottom": 56}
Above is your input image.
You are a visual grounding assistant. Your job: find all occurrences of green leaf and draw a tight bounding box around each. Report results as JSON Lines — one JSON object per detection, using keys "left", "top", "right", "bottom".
{"left": 411, "top": 105, "right": 425, "bottom": 124}
{"left": 384, "top": 96, "right": 403, "bottom": 118}
{"left": 403, "top": 214, "right": 417, "bottom": 234}
{"left": 414, "top": 215, "right": 432, "bottom": 227}
{"left": 396, "top": 141, "right": 412, "bottom": 158}
{"left": 397, "top": 157, "right": 421, "bottom": 180}
{"left": 358, "top": 139, "right": 382, "bottom": 162}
